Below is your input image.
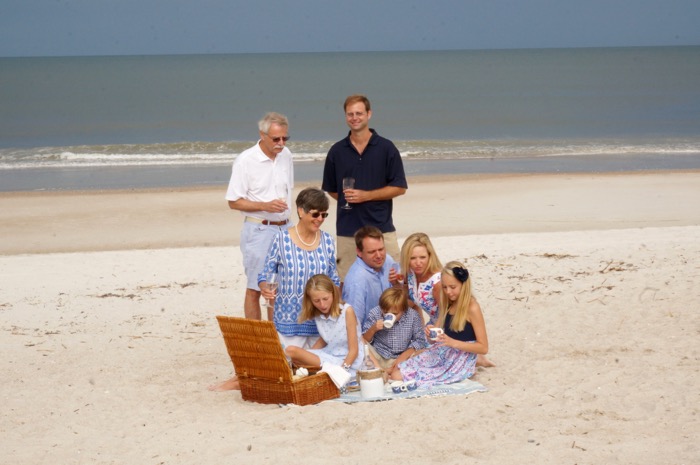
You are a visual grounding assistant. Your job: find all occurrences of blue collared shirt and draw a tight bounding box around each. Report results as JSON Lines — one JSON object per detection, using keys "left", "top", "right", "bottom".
{"left": 342, "top": 255, "right": 396, "bottom": 327}
{"left": 362, "top": 305, "right": 428, "bottom": 359}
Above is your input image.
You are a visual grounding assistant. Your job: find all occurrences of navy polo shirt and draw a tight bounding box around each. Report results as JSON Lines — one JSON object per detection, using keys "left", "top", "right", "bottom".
{"left": 322, "top": 129, "right": 408, "bottom": 237}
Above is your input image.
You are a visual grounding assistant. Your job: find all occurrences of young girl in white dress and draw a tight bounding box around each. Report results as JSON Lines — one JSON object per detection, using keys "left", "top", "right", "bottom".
{"left": 284, "top": 274, "right": 364, "bottom": 376}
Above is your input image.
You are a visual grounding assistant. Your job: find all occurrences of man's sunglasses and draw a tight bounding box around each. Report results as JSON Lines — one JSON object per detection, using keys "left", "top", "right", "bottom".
{"left": 266, "top": 134, "right": 290, "bottom": 143}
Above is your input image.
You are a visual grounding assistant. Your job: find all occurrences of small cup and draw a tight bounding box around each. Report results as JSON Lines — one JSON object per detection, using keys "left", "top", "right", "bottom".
{"left": 404, "top": 379, "right": 417, "bottom": 391}
{"left": 429, "top": 327, "right": 444, "bottom": 341}
{"left": 390, "top": 381, "right": 406, "bottom": 394}
{"left": 391, "top": 263, "right": 404, "bottom": 285}
{"left": 383, "top": 313, "right": 396, "bottom": 329}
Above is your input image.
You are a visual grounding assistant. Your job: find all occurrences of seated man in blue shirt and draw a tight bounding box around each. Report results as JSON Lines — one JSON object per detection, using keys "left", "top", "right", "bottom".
{"left": 342, "top": 226, "right": 397, "bottom": 328}
{"left": 362, "top": 287, "right": 428, "bottom": 378}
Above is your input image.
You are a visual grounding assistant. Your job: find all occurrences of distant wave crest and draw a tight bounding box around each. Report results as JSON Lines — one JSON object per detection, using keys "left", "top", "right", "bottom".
{"left": 1, "top": 138, "right": 699, "bottom": 170}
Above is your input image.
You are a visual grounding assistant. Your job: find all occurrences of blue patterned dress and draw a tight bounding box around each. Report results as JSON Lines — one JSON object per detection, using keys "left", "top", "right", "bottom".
{"left": 397, "top": 313, "right": 477, "bottom": 388}
{"left": 407, "top": 271, "right": 441, "bottom": 325}
{"left": 258, "top": 229, "right": 340, "bottom": 336}
{"left": 308, "top": 303, "right": 365, "bottom": 377}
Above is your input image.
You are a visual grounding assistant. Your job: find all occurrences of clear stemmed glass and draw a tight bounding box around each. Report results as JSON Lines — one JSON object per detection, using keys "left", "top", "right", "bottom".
{"left": 263, "top": 272, "right": 278, "bottom": 308}
{"left": 341, "top": 177, "right": 355, "bottom": 210}
{"left": 275, "top": 182, "right": 288, "bottom": 204}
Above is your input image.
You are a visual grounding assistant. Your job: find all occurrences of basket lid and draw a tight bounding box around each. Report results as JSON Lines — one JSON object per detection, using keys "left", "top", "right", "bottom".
{"left": 216, "top": 316, "right": 293, "bottom": 382}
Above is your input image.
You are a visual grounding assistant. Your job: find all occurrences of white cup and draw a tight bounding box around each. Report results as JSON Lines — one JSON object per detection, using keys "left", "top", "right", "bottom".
{"left": 383, "top": 313, "right": 396, "bottom": 329}
{"left": 391, "top": 381, "right": 407, "bottom": 394}
{"left": 429, "top": 327, "right": 444, "bottom": 341}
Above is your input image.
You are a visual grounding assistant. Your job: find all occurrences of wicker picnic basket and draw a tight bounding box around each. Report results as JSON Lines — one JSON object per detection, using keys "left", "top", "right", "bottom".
{"left": 216, "top": 316, "right": 340, "bottom": 406}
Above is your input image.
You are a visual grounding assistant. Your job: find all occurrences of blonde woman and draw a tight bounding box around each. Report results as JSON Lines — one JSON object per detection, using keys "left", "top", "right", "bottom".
{"left": 390, "top": 261, "right": 492, "bottom": 387}
{"left": 400, "top": 232, "right": 443, "bottom": 325}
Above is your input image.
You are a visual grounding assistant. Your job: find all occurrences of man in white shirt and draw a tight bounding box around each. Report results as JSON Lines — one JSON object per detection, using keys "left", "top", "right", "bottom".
{"left": 225, "top": 112, "right": 293, "bottom": 320}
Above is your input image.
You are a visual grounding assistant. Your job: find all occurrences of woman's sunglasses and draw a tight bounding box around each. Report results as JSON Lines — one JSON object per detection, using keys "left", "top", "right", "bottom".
{"left": 308, "top": 211, "right": 329, "bottom": 219}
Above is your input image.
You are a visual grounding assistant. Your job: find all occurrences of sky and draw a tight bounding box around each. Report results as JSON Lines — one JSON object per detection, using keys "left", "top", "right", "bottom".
{"left": 1, "top": 0, "right": 699, "bottom": 57}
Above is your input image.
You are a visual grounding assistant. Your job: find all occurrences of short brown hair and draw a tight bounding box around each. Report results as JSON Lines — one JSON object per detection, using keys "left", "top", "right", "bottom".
{"left": 343, "top": 94, "right": 371, "bottom": 112}
{"left": 354, "top": 225, "right": 384, "bottom": 251}
{"left": 296, "top": 187, "right": 329, "bottom": 213}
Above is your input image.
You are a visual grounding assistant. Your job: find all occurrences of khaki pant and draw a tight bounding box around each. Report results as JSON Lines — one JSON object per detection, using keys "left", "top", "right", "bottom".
{"left": 335, "top": 231, "right": 401, "bottom": 281}
{"left": 365, "top": 343, "right": 397, "bottom": 371}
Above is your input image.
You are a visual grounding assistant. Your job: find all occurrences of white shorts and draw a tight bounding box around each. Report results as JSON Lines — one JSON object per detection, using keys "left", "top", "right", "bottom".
{"left": 240, "top": 221, "right": 288, "bottom": 290}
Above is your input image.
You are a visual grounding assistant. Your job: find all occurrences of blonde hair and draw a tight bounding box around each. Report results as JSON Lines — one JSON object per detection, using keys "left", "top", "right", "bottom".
{"left": 298, "top": 274, "right": 341, "bottom": 322}
{"left": 436, "top": 260, "right": 472, "bottom": 332}
{"left": 379, "top": 287, "right": 408, "bottom": 313}
{"left": 400, "top": 232, "right": 442, "bottom": 279}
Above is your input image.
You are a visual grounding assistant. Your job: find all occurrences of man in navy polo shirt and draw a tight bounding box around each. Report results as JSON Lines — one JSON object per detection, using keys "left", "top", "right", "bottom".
{"left": 322, "top": 94, "right": 407, "bottom": 280}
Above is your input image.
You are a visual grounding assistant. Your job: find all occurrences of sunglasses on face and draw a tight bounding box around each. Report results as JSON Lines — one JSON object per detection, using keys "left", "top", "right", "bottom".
{"left": 266, "top": 134, "right": 290, "bottom": 143}
{"left": 308, "top": 211, "right": 329, "bottom": 219}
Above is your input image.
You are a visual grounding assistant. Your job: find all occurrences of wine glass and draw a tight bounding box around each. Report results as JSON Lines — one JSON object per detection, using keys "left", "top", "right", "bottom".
{"left": 275, "top": 182, "right": 288, "bottom": 203}
{"left": 263, "top": 272, "right": 278, "bottom": 308}
{"left": 341, "top": 177, "right": 355, "bottom": 210}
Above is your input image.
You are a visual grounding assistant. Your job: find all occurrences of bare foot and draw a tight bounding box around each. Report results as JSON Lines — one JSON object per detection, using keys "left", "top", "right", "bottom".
{"left": 476, "top": 354, "right": 496, "bottom": 368}
{"left": 208, "top": 376, "right": 241, "bottom": 391}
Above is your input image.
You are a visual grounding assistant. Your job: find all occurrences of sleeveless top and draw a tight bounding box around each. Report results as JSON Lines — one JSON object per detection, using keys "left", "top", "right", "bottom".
{"left": 311, "top": 303, "right": 365, "bottom": 373}
{"left": 444, "top": 312, "right": 476, "bottom": 342}
{"left": 407, "top": 270, "right": 441, "bottom": 324}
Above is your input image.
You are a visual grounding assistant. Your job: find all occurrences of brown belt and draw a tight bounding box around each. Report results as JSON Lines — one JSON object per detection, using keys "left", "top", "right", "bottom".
{"left": 245, "top": 217, "right": 289, "bottom": 226}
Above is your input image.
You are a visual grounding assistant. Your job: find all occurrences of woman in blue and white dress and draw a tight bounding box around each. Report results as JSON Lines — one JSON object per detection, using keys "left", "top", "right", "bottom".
{"left": 285, "top": 274, "right": 364, "bottom": 377}
{"left": 259, "top": 187, "right": 341, "bottom": 349}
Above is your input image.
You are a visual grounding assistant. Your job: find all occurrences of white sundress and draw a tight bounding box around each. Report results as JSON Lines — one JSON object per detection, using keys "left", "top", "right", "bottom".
{"left": 308, "top": 303, "right": 365, "bottom": 376}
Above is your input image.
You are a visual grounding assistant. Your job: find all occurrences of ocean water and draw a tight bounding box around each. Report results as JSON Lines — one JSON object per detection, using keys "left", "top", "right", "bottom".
{"left": 1, "top": 46, "right": 699, "bottom": 190}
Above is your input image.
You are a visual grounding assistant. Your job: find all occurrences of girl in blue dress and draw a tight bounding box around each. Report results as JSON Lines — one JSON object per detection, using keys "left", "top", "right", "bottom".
{"left": 284, "top": 274, "right": 364, "bottom": 377}
{"left": 391, "top": 261, "right": 491, "bottom": 388}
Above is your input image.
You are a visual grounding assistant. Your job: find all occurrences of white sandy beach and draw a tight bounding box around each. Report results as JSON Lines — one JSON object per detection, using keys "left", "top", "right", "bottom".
{"left": 1, "top": 171, "right": 699, "bottom": 464}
